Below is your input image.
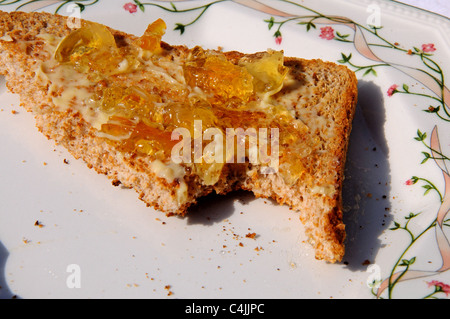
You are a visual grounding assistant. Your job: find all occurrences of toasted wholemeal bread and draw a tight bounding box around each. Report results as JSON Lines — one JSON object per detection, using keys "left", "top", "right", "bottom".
{"left": 0, "top": 11, "right": 357, "bottom": 263}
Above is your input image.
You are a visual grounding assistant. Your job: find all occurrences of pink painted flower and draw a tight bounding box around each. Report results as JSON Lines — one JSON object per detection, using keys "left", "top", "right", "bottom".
{"left": 427, "top": 280, "right": 450, "bottom": 296}
{"left": 387, "top": 84, "right": 398, "bottom": 97}
{"left": 319, "top": 26, "right": 335, "bottom": 40}
{"left": 123, "top": 2, "right": 137, "bottom": 13}
{"left": 275, "top": 35, "right": 282, "bottom": 45}
{"left": 422, "top": 43, "right": 436, "bottom": 53}
{"left": 405, "top": 179, "right": 414, "bottom": 186}
{"left": 273, "top": 30, "right": 282, "bottom": 45}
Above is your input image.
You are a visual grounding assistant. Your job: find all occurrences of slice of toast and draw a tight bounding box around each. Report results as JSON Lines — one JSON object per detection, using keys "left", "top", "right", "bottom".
{"left": 0, "top": 11, "right": 357, "bottom": 263}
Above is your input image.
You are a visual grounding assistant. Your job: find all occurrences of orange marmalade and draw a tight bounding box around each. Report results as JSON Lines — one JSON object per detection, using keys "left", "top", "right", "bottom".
{"left": 45, "top": 19, "right": 312, "bottom": 187}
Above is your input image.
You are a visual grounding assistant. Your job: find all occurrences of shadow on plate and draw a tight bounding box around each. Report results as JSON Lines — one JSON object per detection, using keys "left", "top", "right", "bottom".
{"left": 185, "top": 190, "right": 257, "bottom": 226}
{"left": 342, "top": 80, "right": 393, "bottom": 271}
{"left": 0, "top": 241, "right": 18, "bottom": 299}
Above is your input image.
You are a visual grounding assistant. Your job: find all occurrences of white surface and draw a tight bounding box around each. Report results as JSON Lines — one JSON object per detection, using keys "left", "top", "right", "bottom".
{"left": 397, "top": 0, "right": 450, "bottom": 17}
{"left": 0, "top": 0, "right": 449, "bottom": 299}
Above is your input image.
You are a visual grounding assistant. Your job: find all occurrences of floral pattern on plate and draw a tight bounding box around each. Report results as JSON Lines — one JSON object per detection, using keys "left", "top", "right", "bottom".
{"left": 0, "top": 0, "right": 448, "bottom": 299}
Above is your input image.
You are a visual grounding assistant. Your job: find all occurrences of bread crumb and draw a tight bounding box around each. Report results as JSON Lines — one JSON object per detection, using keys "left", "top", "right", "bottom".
{"left": 164, "top": 285, "right": 174, "bottom": 296}
{"left": 245, "top": 232, "right": 257, "bottom": 239}
{"left": 362, "top": 259, "right": 371, "bottom": 266}
{"left": 112, "top": 179, "right": 121, "bottom": 186}
{"left": 34, "top": 220, "right": 44, "bottom": 228}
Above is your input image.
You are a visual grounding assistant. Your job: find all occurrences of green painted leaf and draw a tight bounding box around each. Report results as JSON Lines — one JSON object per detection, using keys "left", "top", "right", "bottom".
{"left": 421, "top": 152, "right": 431, "bottom": 164}
{"left": 399, "top": 259, "right": 409, "bottom": 266}
{"left": 174, "top": 23, "right": 185, "bottom": 34}
{"left": 414, "top": 129, "right": 426, "bottom": 141}
{"left": 340, "top": 53, "right": 352, "bottom": 63}
{"left": 134, "top": 0, "right": 145, "bottom": 12}
{"left": 266, "top": 17, "right": 275, "bottom": 30}
{"left": 76, "top": 3, "right": 85, "bottom": 12}
{"left": 405, "top": 212, "right": 418, "bottom": 220}
{"left": 336, "top": 31, "right": 349, "bottom": 38}
{"left": 390, "top": 221, "right": 401, "bottom": 230}
{"left": 363, "top": 68, "right": 373, "bottom": 76}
